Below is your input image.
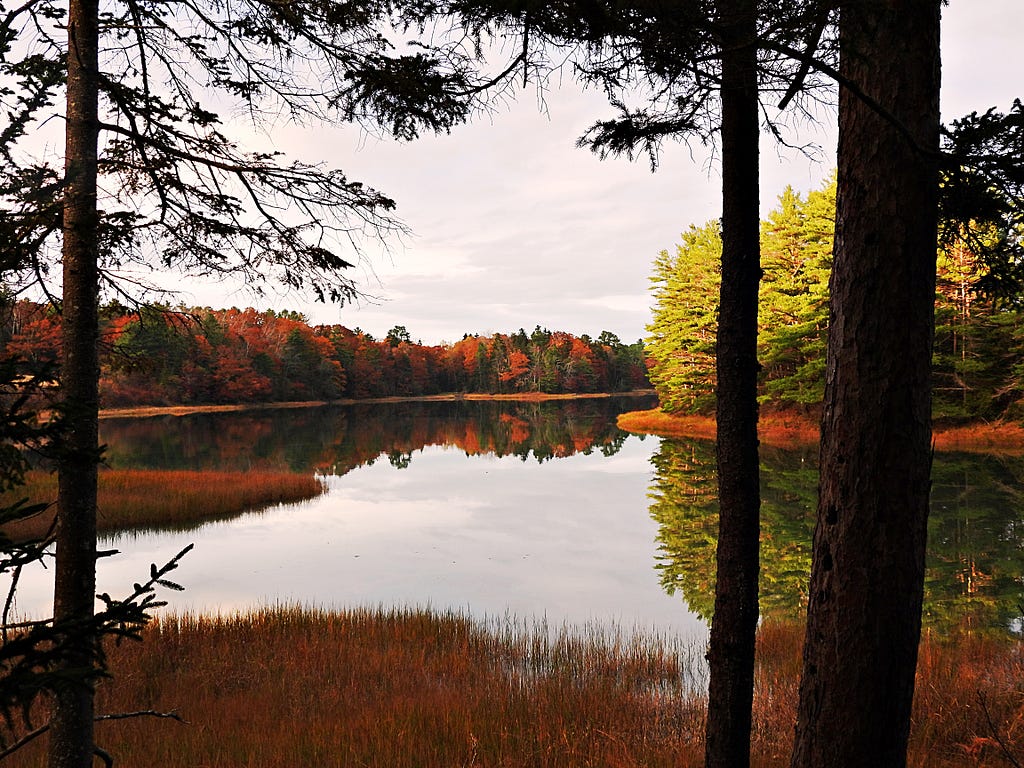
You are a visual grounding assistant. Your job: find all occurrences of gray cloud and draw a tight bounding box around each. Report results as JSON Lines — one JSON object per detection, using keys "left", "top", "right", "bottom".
{"left": 161, "top": 5, "right": 1023, "bottom": 346}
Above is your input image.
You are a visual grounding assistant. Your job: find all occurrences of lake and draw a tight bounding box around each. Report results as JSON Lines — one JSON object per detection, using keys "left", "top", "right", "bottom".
{"left": 10, "top": 396, "right": 1024, "bottom": 636}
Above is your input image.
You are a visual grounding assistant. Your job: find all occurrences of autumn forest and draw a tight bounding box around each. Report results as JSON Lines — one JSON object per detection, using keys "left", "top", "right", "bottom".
{"left": 1, "top": 302, "right": 649, "bottom": 407}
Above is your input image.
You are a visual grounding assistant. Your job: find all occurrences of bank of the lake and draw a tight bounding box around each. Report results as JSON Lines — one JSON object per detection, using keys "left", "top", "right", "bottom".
{"left": 1, "top": 469, "right": 325, "bottom": 540}
{"left": 98, "top": 390, "right": 658, "bottom": 420}
{"left": 618, "top": 408, "right": 1024, "bottom": 454}
{"left": 10, "top": 607, "right": 1021, "bottom": 767}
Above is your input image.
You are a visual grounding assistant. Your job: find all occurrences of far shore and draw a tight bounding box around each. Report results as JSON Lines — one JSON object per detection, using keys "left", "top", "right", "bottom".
{"left": 98, "top": 390, "right": 658, "bottom": 420}
{"left": 97, "top": 395, "right": 1024, "bottom": 454}
{"left": 617, "top": 408, "right": 1024, "bottom": 454}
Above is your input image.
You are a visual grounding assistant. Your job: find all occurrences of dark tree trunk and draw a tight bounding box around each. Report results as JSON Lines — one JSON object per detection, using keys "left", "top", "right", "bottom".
{"left": 704, "top": 1, "right": 761, "bottom": 765}
{"left": 49, "top": 0, "right": 101, "bottom": 764}
{"left": 791, "top": 2, "right": 941, "bottom": 766}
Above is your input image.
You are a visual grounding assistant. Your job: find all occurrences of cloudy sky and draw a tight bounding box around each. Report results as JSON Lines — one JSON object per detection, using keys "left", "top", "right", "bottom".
{"left": 163, "top": 3, "right": 1023, "bottom": 346}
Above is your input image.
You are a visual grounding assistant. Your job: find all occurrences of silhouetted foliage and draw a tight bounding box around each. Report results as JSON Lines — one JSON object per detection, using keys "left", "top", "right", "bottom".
{"left": 0, "top": 356, "right": 192, "bottom": 760}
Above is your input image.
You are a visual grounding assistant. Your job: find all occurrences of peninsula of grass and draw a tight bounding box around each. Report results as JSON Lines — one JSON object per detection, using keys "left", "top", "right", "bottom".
{"left": 8, "top": 607, "right": 1021, "bottom": 767}
{"left": 1, "top": 468, "right": 325, "bottom": 539}
{"left": 617, "top": 408, "right": 819, "bottom": 448}
{"left": 620, "top": 407, "right": 1024, "bottom": 454}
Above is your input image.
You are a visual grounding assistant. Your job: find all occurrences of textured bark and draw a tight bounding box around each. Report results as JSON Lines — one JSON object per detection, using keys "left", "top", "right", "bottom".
{"left": 704, "top": 1, "right": 761, "bottom": 766}
{"left": 791, "top": 2, "right": 941, "bottom": 767}
{"left": 49, "top": 0, "right": 101, "bottom": 764}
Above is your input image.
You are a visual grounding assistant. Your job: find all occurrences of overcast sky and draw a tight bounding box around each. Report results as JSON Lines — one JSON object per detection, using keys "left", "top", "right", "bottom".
{"left": 159, "top": 3, "right": 1024, "bottom": 346}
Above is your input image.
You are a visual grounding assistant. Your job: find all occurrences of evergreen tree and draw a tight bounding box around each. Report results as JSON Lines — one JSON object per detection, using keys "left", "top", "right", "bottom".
{"left": 646, "top": 222, "right": 721, "bottom": 414}
{"left": 792, "top": 3, "right": 942, "bottom": 763}
{"left": 650, "top": 171, "right": 1024, "bottom": 425}
{"left": 758, "top": 177, "right": 834, "bottom": 408}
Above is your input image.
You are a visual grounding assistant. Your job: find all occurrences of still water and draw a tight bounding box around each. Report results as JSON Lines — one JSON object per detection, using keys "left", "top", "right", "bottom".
{"left": 15, "top": 397, "right": 706, "bottom": 636}
{"left": 13, "top": 397, "right": 1024, "bottom": 635}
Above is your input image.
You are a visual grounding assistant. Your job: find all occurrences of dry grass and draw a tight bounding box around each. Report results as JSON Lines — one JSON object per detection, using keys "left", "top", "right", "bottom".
{"left": 17, "top": 608, "right": 708, "bottom": 767}
{"left": 617, "top": 409, "right": 818, "bottom": 448}
{"left": 0, "top": 468, "right": 324, "bottom": 539}
{"left": 932, "top": 422, "right": 1024, "bottom": 454}
{"left": 750, "top": 621, "right": 804, "bottom": 766}
{"left": 910, "top": 629, "right": 1024, "bottom": 767}
{"left": 749, "top": 622, "right": 1024, "bottom": 768}
{"left": 617, "top": 409, "right": 720, "bottom": 442}
{"left": 621, "top": 408, "right": 1024, "bottom": 455}
{"left": 8, "top": 610, "right": 1023, "bottom": 767}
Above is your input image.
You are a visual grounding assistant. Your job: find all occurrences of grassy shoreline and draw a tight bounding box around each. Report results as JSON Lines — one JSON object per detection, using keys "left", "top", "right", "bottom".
{"left": 98, "top": 390, "right": 658, "bottom": 420}
{"left": 9, "top": 607, "right": 1021, "bottom": 766}
{"left": 618, "top": 408, "right": 1024, "bottom": 454}
{"left": 0, "top": 469, "right": 325, "bottom": 540}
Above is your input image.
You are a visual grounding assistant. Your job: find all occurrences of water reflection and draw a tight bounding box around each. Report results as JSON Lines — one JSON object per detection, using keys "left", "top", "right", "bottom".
{"left": 100, "top": 397, "right": 647, "bottom": 476}
{"left": 649, "top": 437, "right": 1024, "bottom": 632}
{"left": 23, "top": 397, "right": 1022, "bottom": 634}
{"left": 10, "top": 395, "right": 707, "bottom": 634}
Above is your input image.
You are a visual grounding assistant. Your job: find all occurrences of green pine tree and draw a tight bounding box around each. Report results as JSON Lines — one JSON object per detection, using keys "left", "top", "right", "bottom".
{"left": 646, "top": 221, "right": 722, "bottom": 414}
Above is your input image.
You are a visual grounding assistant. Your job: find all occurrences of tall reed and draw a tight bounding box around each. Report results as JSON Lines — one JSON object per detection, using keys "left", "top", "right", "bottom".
{"left": 0, "top": 469, "right": 324, "bottom": 539}
{"left": 9, "top": 610, "right": 1022, "bottom": 766}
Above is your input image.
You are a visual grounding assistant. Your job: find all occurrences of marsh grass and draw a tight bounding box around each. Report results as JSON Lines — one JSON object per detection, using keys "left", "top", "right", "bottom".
{"left": 931, "top": 422, "right": 1024, "bottom": 454}
{"left": 619, "top": 407, "right": 1024, "bottom": 455}
{"left": 749, "top": 621, "right": 1024, "bottom": 768}
{"left": 0, "top": 468, "right": 325, "bottom": 539}
{"left": 84, "top": 608, "right": 707, "bottom": 768}
{"left": 616, "top": 409, "right": 819, "bottom": 448}
{"left": 9, "top": 610, "right": 1023, "bottom": 766}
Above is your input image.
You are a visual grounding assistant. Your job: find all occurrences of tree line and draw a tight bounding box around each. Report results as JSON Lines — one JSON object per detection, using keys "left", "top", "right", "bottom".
{"left": 647, "top": 174, "right": 1024, "bottom": 423}
{"left": 0, "top": 301, "right": 649, "bottom": 407}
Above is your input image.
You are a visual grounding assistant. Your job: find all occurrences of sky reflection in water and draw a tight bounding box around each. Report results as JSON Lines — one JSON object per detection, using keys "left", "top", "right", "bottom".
{"left": 13, "top": 428, "right": 708, "bottom": 638}
{"left": 12, "top": 398, "right": 1022, "bottom": 636}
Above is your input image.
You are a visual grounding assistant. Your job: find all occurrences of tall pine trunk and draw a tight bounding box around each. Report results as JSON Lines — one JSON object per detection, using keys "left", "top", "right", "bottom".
{"left": 704, "top": 1, "right": 761, "bottom": 765}
{"left": 791, "top": 2, "right": 941, "bottom": 766}
{"left": 49, "top": 0, "right": 101, "bottom": 763}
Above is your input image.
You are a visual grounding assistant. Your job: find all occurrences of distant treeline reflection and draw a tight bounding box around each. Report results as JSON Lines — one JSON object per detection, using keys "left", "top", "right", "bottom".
{"left": 650, "top": 438, "right": 1024, "bottom": 633}
{"left": 100, "top": 397, "right": 656, "bottom": 476}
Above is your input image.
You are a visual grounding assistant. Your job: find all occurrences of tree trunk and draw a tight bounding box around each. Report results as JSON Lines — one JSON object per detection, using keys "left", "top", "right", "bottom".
{"left": 704, "top": 1, "right": 761, "bottom": 765}
{"left": 791, "top": 2, "right": 941, "bottom": 766}
{"left": 49, "top": 0, "right": 101, "bottom": 764}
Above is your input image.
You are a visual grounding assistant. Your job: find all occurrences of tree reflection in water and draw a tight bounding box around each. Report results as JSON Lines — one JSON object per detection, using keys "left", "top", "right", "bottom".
{"left": 649, "top": 437, "right": 1024, "bottom": 633}
{"left": 99, "top": 398, "right": 1024, "bottom": 633}
{"left": 100, "top": 397, "right": 652, "bottom": 476}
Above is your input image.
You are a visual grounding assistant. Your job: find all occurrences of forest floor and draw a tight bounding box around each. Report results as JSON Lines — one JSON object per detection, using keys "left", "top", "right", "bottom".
{"left": 97, "top": 390, "right": 658, "bottom": 420}
{"left": 618, "top": 408, "right": 1024, "bottom": 454}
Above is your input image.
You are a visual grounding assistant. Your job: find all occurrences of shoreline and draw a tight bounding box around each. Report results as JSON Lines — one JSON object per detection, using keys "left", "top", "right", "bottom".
{"left": 98, "top": 390, "right": 658, "bottom": 420}
{"left": 97, "top": 395, "right": 1024, "bottom": 455}
{"left": 617, "top": 408, "right": 1024, "bottom": 454}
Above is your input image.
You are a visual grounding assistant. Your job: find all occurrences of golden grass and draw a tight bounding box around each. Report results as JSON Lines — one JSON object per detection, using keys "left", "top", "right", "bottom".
{"left": 620, "top": 408, "right": 1024, "bottom": 455}
{"left": 617, "top": 409, "right": 720, "bottom": 442}
{"left": 9, "top": 610, "right": 1024, "bottom": 767}
{"left": 743, "top": 621, "right": 1024, "bottom": 768}
{"left": 932, "top": 422, "right": 1024, "bottom": 454}
{"left": 617, "top": 409, "right": 818, "bottom": 448}
{"left": 0, "top": 468, "right": 325, "bottom": 539}
{"left": 20, "top": 608, "right": 709, "bottom": 768}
